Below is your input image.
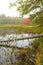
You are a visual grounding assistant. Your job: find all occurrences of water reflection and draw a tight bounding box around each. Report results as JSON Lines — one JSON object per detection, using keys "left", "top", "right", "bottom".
{"left": 0, "top": 33, "right": 34, "bottom": 47}
{"left": 0, "top": 33, "right": 35, "bottom": 64}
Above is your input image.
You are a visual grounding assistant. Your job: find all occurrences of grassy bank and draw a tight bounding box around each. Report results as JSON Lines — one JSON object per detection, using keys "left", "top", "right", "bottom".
{"left": 0, "top": 24, "right": 43, "bottom": 35}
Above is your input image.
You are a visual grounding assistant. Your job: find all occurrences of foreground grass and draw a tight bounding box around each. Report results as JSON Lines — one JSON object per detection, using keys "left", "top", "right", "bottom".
{"left": 0, "top": 24, "right": 43, "bottom": 35}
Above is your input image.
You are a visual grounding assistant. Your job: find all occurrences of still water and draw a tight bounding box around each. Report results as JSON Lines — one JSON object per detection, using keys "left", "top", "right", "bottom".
{"left": 0, "top": 33, "right": 34, "bottom": 64}
{"left": 0, "top": 33, "right": 34, "bottom": 47}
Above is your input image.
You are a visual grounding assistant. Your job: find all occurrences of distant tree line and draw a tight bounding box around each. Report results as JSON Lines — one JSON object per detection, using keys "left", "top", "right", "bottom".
{"left": 0, "top": 14, "right": 40, "bottom": 25}
{"left": 0, "top": 14, "right": 22, "bottom": 24}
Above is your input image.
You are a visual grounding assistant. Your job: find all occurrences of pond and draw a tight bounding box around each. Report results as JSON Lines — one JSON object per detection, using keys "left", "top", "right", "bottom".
{"left": 0, "top": 33, "right": 34, "bottom": 47}
{"left": 0, "top": 33, "right": 38, "bottom": 65}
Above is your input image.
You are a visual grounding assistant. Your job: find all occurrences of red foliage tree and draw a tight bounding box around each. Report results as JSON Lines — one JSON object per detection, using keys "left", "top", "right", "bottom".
{"left": 22, "top": 18, "right": 30, "bottom": 25}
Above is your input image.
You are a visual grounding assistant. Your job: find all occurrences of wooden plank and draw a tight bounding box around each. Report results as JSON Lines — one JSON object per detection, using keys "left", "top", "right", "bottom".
{"left": 15, "top": 34, "right": 43, "bottom": 40}
{"left": 0, "top": 34, "right": 43, "bottom": 42}
{"left": 0, "top": 34, "right": 43, "bottom": 48}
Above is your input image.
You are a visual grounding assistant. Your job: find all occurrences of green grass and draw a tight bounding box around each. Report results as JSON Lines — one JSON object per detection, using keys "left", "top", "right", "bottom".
{"left": 0, "top": 24, "right": 43, "bottom": 35}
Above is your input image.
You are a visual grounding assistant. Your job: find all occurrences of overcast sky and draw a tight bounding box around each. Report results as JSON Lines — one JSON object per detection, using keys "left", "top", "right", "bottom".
{"left": 0, "top": 0, "right": 40, "bottom": 18}
{"left": 0, "top": 0, "right": 20, "bottom": 17}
